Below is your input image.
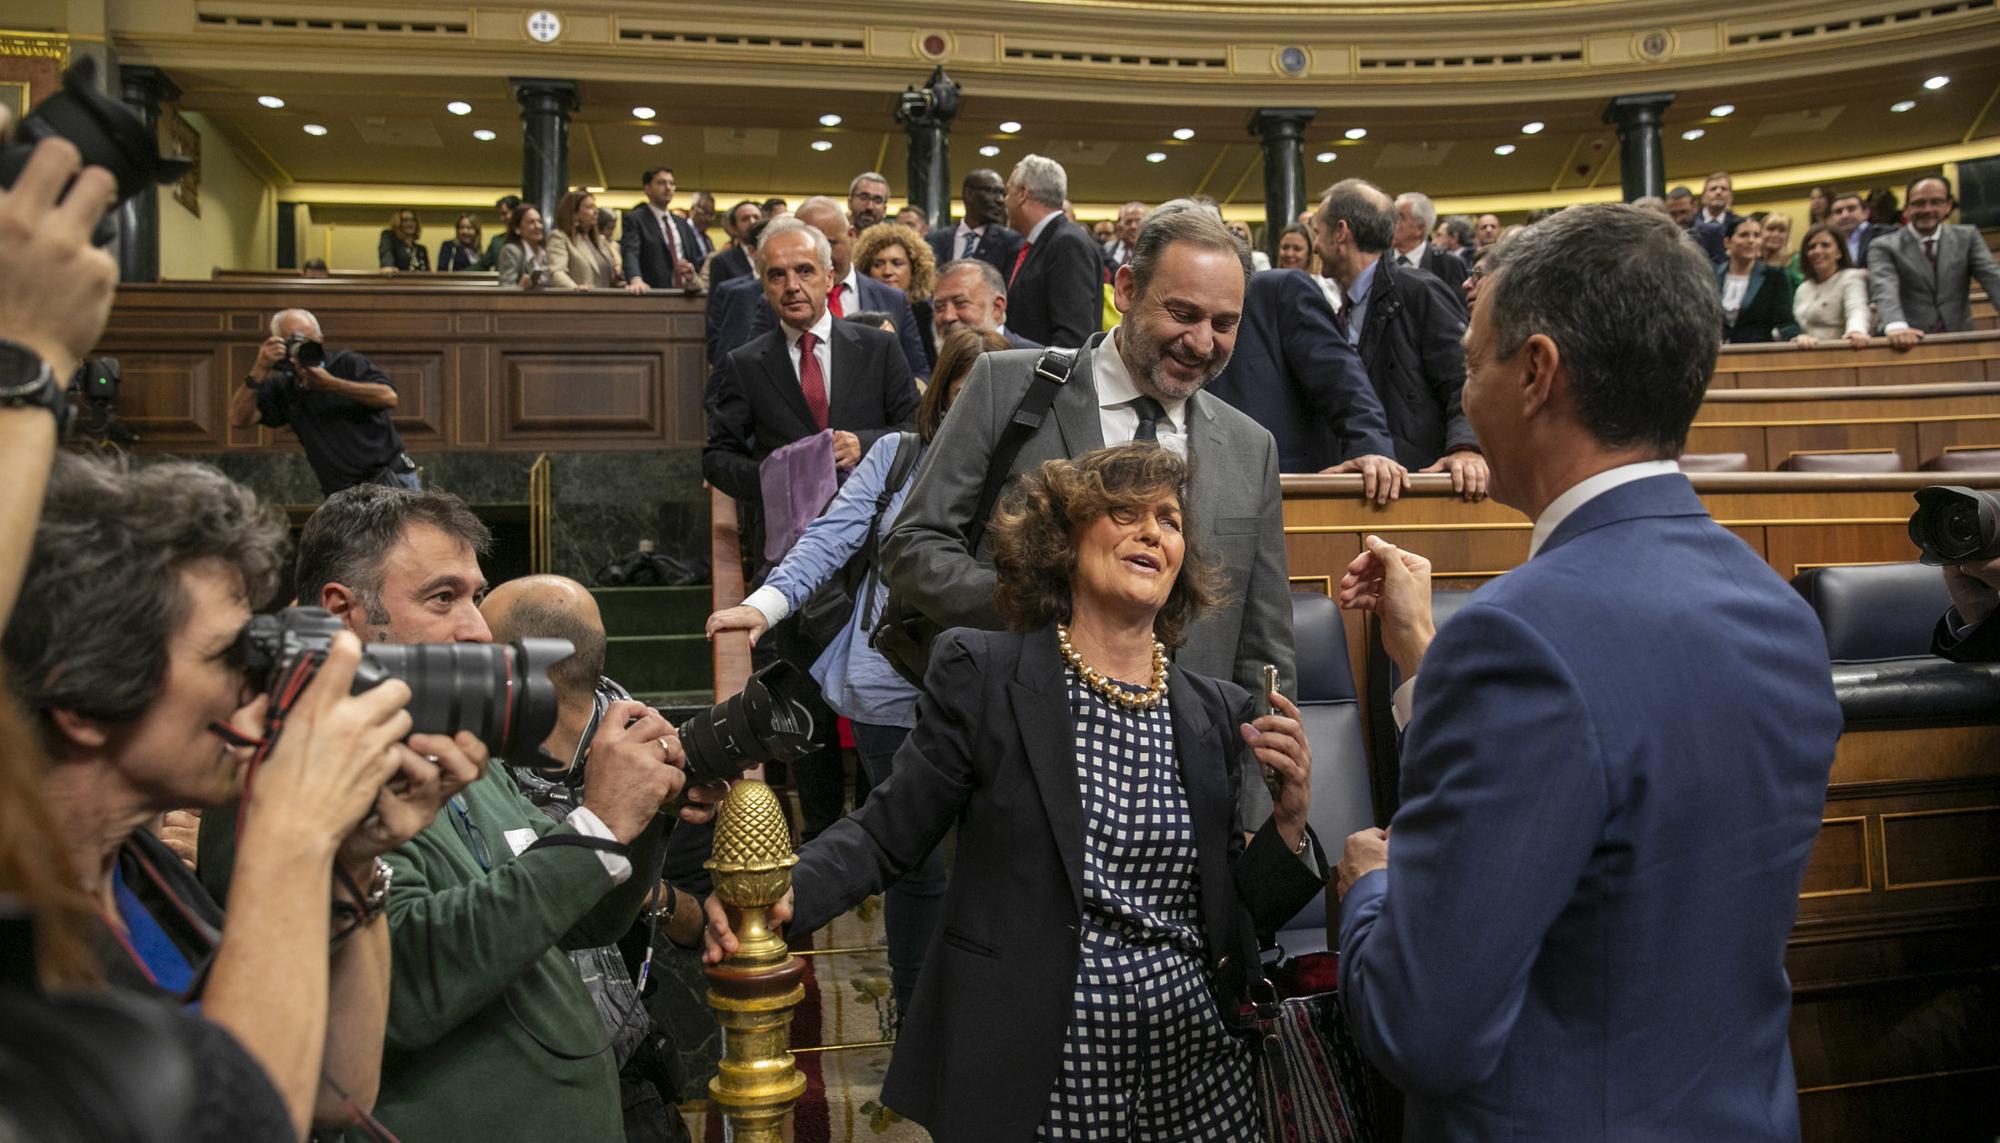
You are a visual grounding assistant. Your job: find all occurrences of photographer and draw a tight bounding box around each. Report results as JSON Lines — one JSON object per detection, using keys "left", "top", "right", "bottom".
{"left": 228, "top": 308, "right": 417, "bottom": 497}
{"left": 1936, "top": 556, "right": 2000, "bottom": 663}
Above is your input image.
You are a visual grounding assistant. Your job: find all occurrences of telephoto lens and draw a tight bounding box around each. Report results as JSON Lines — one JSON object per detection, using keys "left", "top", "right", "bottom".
{"left": 234, "top": 607, "right": 570, "bottom": 767}
{"left": 0, "top": 58, "right": 192, "bottom": 244}
{"left": 1908, "top": 485, "right": 2000, "bottom": 566}
{"left": 677, "top": 660, "right": 827, "bottom": 786}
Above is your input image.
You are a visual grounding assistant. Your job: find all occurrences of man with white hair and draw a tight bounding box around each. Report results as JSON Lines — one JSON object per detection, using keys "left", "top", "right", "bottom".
{"left": 1001, "top": 154, "right": 1104, "bottom": 348}
{"left": 228, "top": 307, "right": 414, "bottom": 495}
{"left": 1390, "top": 191, "right": 1468, "bottom": 302}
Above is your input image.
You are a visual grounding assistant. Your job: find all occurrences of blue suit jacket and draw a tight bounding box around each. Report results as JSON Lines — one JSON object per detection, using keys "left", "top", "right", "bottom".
{"left": 1206, "top": 269, "right": 1394, "bottom": 473}
{"left": 1339, "top": 474, "right": 1841, "bottom": 1142}
{"left": 752, "top": 275, "right": 930, "bottom": 379}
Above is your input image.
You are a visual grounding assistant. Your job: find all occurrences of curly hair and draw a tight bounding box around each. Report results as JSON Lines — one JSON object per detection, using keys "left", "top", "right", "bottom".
{"left": 990, "top": 444, "right": 1223, "bottom": 649}
{"left": 853, "top": 221, "right": 936, "bottom": 301}
{"left": 3, "top": 454, "right": 290, "bottom": 742}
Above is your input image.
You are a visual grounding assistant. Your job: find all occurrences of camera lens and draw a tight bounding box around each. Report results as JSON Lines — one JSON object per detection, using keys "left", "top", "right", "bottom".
{"left": 1910, "top": 485, "right": 2000, "bottom": 566}
{"left": 677, "top": 660, "right": 826, "bottom": 786}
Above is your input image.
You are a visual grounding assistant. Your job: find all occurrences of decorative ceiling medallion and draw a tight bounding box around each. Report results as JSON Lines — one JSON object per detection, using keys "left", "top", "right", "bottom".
{"left": 916, "top": 30, "right": 953, "bottom": 62}
{"left": 525, "top": 10, "right": 564, "bottom": 45}
{"left": 1277, "top": 46, "right": 1309, "bottom": 78}
{"left": 1634, "top": 28, "right": 1675, "bottom": 64}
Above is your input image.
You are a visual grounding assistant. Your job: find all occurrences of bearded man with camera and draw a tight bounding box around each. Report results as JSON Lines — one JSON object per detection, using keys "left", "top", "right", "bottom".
{"left": 228, "top": 307, "right": 417, "bottom": 496}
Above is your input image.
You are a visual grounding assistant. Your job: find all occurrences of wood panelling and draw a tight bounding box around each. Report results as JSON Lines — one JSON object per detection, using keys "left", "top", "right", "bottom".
{"left": 1711, "top": 331, "right": 2000, "bottom": 390}
{"left": 1882, "top": 805, "right": 2000, "bottom": 891}
{"left": 97, "top": 284, "right": 707, "bottom": 454}
{"left": 1801, "top": 817, "right": 1872, "bottom": 899}
{"left": 1689, "top": 382, "right": 2000, "bottom": 471}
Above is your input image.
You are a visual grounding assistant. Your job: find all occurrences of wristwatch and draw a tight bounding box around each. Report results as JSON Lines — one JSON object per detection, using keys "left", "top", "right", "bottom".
{"left": 354, "top": 857, "right": 393, "bottom": 921}
{"left": 0, "top": 339, "right": 73, "bottom": 436}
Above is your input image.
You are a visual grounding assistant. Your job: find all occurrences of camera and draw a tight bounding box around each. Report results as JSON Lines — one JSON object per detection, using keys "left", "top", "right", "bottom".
{"left": 1909, "top": 485, "right": 2000, "bottom": 566}
{"left": 676, "top": 660, "right": 827, "bottom": 787}
{"left": 234, "top": 607, "right": 571, "bottom": 768}
{"left": 265, "top": 334, "right": 324, "bottom": 390}
{"left": 0, "top": 58, "right": 191, "bottom": 246}
{"left": 66, "top": 357, "right": 137, "bottom": 449}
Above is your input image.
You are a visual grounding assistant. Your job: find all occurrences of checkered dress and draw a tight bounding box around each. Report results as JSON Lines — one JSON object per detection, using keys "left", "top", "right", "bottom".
{"left": 1034, "top": 667, "right": 1265, "bottom": 1142}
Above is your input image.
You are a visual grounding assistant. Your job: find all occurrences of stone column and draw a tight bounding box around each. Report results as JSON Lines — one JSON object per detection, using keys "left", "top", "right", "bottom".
{"left": 114, "top": 65, "right": 179, "bottom": 284}
{"left": 509, "top": 78, "right": 578, "bottom": 225}
{"left": 895, "top": 67, "right": 960, "bottom": 231}
{"left": 1602, "top": 92, "right": 1676, "bottom": 203}
{"left": 1247, "top": 108, "right": 1316, "bottom": 260}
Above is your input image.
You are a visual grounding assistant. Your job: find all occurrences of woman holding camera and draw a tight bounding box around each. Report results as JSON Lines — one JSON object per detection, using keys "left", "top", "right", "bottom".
{"left": 706, "top": 443, "right": 1324, "bottom": 1142}
{"left": 496, "top": 205, "right": 550, "bottom": 289}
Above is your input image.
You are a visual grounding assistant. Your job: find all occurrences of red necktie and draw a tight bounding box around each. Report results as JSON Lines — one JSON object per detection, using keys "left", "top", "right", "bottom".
{"left": 1009, "top": 241, "right": 1033, "bottom": 286}
{"left": 796, "top": 331, "right": 829, "bottom": 430}
{"left": 829, "top": 282, "right": 847, "bottom": 318}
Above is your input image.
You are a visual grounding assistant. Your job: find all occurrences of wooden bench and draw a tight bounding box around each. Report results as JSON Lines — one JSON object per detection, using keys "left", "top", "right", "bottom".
{"left": 1689, "top": 381, "right": 2000, "bottom": 469}
{"left": 1713, "top": 330, "right": 2000, "bottom": 390}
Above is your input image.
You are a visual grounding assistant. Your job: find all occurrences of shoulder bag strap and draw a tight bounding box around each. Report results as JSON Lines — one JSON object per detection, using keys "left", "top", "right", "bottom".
{"left": 965, "top": 347, "right": 1078, "bottom": 555}
{"left": 857, "top": 432, "right": 924, "bottom": 631}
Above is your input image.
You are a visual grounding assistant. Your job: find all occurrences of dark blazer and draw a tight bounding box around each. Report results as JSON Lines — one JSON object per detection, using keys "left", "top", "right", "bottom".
{"left": 1934, "top": 609, "right": 2000, "bottom": 662}
{"left": 701, "top": 317, "right": 920, "bottom": 505}
{"left": 1401, "top": 244, "right": 1467, "bottom": 302}
{"left": 435, "top": 240, "right": 484, "bottom": 273}
{"left": 750, "top": 274, "right": 930, "bottom": 379}
{"left": 1717, "top": 260, "right": 1800, "bottom": 343}
{"left": 1339, "top": 474, "right": 1842, "bottom": 1141}
{"left": 1690, "top": 209, "right": 1745, "bottom": 265}
{"left": 791, "top": 626, "right": 1325, "bottom": 1143}
{"left": 1356, "top": 257, "right": 1479, "bottom": 468}
{"left": 378, "top": 230, "right": 430, "bottom": 271}
{"left": 619, "top": 205, "right": 705, "bottom": 289}
{"left": 1002, "top": 329, "right": 1042, "bottom": 350}
{"left": 1207, "top": 269, "right": 1396, "bottom": 473}
{"left": 707, "top": 244, "right": 753, "bottom": 286}
{"left": 926, "top": 222, "right": 1023, "bottom": 278}
{"left": 704, "top": 275, "right": 766, "bottom": 411}
{"left": 1006, "top": 212, "right": 1104, "bottom": 349}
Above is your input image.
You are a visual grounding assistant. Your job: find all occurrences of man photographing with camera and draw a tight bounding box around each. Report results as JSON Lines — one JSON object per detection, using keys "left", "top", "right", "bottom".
{"left": 229, "top": 307, "right": 417, "bottom": 496}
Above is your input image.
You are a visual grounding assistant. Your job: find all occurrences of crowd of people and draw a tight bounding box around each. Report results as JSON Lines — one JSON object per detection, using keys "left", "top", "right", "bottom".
{"left": 6, "top": 117, "right": 2000, "bottom": 1143}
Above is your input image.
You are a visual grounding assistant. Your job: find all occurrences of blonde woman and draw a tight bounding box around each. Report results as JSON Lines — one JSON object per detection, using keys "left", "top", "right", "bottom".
{"left": 546, "top": 190, "right": 626, "bottom": 291}
{"left": 1759, "top": 209, "right": 1800, "bottom": 288}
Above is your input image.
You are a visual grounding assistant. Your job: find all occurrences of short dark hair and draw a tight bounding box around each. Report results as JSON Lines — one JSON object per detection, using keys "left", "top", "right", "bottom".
{"left": 1723, "top": 214, "right": 1758, "bottom": 239}
{"left": 919, "top": 327, "right": 1009, "bottom": 441}
{"left": 1830, "top": 192, "right": 1865, "bottom": 211}
{"left": 641, "top": 166, "right": 674, "bottom": 185}
{"left": 1319, "top": 179, "right": 1395, "bottom": 254}
{"left": 761, "top": 197, "right": 788, "bottom": 213}
{"left": 497, "top": 194, "right": 521, "bottom": 211}
{"left": 294, "top": 485, "right": 491, "bottom": 625}
{"left": 4, "top": 455, "right": 289, "bottom": 739}
{"left": 490, "top": 597, "right": 602, "bottom": 698}
{"left": 1483, "top": 203, "right": 1720, "bottom": 455}
{"left": 1129, "top": 207, "right": 1252, "bottom": 299}
{"left": 728, "top": 199, "right": 761, "bottom": 225}
{"left": 1665, "top": 186, "right": 1694, "bottom": 201}
{"left": 1441, "top": 215, "right": 1476, "bottom": 248}
{"left": 1907, "top": 173, "right": 1953, "bottom": 202}
{"left": 302, "top": 257, "right": 329, "bottom": 272}
{"left": 989, "top": 444, "right": 1222, "bottom": 650}
{"left": 1796, "top": 223, "right": 1855, "bottom": 280}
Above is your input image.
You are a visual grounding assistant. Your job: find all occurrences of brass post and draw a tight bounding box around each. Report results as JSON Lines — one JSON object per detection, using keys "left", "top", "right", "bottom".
{"left": 704, "top": 780, "right": 808, "bottom": 1141}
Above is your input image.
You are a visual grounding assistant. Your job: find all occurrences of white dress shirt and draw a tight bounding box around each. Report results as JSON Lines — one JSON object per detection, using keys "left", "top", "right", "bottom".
{"left": 830, "top": 267, "right": 862, "bottom": 316}
{"left": 1392, "top": 459, "right": 1682, "bottom": 728}
{"left": 1091, "top": 329, "right": 1188, "bottom": 458}
{"left": 1720, "top": 273, "right": 1750, "bottom": 323}
{"left": 954, "top": 222, "right": 989, "bottom": 260}
{"left": 1395, "top": 242, "right": 1429, "bottom": 270}
{"left": 781, "top": 308, "right": 836, "bottom": 405}
{"left": 651, "top": 205, "right": 683, "bottom": 266}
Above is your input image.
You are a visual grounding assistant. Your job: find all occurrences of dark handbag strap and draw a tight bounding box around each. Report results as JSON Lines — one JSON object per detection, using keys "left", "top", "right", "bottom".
{"left": 856, "top": 432, "right": 923, "bottom": 631}
{"left": 964, "top": 347, "right": 1077, "bottom": 555}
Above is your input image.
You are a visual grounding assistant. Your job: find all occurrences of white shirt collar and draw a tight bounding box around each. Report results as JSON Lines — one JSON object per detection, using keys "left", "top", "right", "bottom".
{"left": 1528, "top": 460, "right": 1681, "bottom": 558}
{"left": 782, "top": 307, "right": 836, "bottom": 349}
{"left": 1399, "top": 241, "right": 1427, "bottom": 265}
{"left": 1093, "top": 330, "right": 1189, "bottom": 429}
{"left": 1027, "top": 211, "right": 1062, "bottom": 244}
{"left": 956, "top": 220, "right": 986, "bottom": 237}
{"left": 836, "top": 267, "right": 861, "bottom": 297}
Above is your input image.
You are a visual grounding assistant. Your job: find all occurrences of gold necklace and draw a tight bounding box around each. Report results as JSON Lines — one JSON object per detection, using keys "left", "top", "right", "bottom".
{"left": 1057, "top": 623, "right": 1169, "bottom": 711}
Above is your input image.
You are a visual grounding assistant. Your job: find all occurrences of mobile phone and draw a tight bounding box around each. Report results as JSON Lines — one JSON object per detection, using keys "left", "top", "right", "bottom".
{"left": 1260, "top": 664, "right": 1284, "bottom": 802}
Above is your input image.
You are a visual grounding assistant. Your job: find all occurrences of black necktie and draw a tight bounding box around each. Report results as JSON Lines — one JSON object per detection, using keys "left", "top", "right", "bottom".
{"left": 1334, "top": 291, "right": 1356, "bottom": 342}
{"left": 1131, "top": 396, "right": 1166, "bottom": 443}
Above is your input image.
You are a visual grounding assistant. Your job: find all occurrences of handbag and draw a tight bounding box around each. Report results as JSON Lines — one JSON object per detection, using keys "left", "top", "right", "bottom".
{"left": 775, "top": 432, "right": 922, "bottom": 667}
{"left": 1252, "top": 951, "right": 1375, "bottom": 1143}
{"left": 871, "top": 347, "right": 1079, "bottom": 687}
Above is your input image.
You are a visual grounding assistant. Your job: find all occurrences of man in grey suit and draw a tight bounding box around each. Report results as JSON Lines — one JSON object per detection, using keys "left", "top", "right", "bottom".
{"left": 1868, "top": 175, "right": 2000, "bottom": 350}
{"left": 882, "top": 207, "right": 1293, "bottom": 819}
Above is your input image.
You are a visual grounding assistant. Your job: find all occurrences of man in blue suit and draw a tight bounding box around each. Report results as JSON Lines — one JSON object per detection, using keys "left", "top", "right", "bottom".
{"left": 750, "top": 196, "right": 930, "bottom": 378}
{"left": 1334, "top": 203, "right": 1842, "bottom": 1141}
{"left": 1206, "top": 267, "right": 1402, "bottom": 497}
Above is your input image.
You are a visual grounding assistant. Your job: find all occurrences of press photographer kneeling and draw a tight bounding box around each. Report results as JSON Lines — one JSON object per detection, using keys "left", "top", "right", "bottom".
{"left": 229, "top": 307, "right": 417, "bottom": 497}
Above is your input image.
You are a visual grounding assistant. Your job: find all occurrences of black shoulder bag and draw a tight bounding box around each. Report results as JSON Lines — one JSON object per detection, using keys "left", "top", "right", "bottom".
{"left": 771, "top": 431, "right": 923, "bottom": 669}
{"left": 871, "top": 347, "right": 1078, "bottom": 686}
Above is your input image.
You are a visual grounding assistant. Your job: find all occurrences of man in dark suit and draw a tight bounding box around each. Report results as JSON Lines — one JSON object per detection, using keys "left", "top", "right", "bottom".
{"left": 931, "top": 259, "right": 1040, "bottom": 350}
{"left": 1316, "top": 178, "right": 1488, "bottom": 499}
{"left": 687, "top": 190, "right": 719, "bottom": 268}
{"left": 1334, "top": 202, "right": 1843, "bottom": 1142}
{"left": 705, "top": 218, "right": 774, "bottom": 403}
{"left": 1100, "top": 200, "right": 1146, "bottom": 274}
{"left": 705, "top": 199, "right": 763, "bottom": 286}
{"left": 1206, "top": 268, "right": 1402, "bottom": 495}
{"left": 1389, "top": 191, "right": 1468, "bottom": 303}
{"left": 925, "top": 168, "right": 1022, "bottom": 279}
{"left": 1828, "top": 192, "right": 1878, "bottom": 269}
{"left": 620, "top": 166, "right": 706, "bottom": 292}
{"left": 1690, "top": 170, "right": 1745, "bottom": 266}
{"left": 999, "top": 154, "right": 1103, "bottom": 348}
{"left": 1869, "top": 174, "right": 2000, "bottom": 350}
{"left": 883, "top": 206, "right": 1292, "bottom": 824}
{"left": 749, "top": 196, "right": 929, "bottom": 378}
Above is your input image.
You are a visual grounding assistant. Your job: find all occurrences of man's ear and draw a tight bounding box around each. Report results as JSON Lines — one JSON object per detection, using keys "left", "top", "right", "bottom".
{"left": 1519, "top": 332, "right": 1563, "bottom": 419}
{"left": 46, "top": 707, "right": 110, "bottom": 753}
{"left": 1112, "top": 264, "right": 1136, "bottom": 315}
{"left": 319, "top": 582, "right": 370, "bottom": 636}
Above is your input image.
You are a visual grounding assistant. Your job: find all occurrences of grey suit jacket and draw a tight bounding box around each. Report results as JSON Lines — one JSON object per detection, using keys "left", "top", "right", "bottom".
{"left": 1866, "top": 223, "right": 2000, "bottom": 334}
{"left": 881, "top": 333, "right": 1295, "bottom": 823}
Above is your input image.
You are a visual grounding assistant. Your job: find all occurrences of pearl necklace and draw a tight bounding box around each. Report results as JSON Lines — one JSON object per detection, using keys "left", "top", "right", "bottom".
{"left": 1057, "top": 623, "right": 1169, "bottom": 711}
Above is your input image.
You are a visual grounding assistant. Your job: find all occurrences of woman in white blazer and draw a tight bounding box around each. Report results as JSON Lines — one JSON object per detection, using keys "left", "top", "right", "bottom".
{"left": 545, "top": 190, "right": 627, "bottom": 291}
{"left": 1790, "top": 223, "right": 1871, "bottom": 348}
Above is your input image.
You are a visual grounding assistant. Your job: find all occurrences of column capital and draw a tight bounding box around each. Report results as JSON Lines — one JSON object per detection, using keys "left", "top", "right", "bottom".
{"left": 1247, "top": 107, "right": 1317, "bottom": 140}
{"left": 1601, "top": 91, "right": 1676, "bottom": 127}
{"left": 509, "top": 77, "right": 579, "bottom": 112}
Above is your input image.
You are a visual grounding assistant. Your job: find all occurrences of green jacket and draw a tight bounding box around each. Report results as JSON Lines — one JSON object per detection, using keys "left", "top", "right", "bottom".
{"left": 364, "top": 762, "right": 666, "bottom": 1143}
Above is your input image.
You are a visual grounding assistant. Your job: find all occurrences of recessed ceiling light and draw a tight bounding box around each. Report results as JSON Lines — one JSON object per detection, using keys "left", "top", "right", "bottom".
{"left": 998, "top": 120, "right": 1022, "bottom": 134}
{"left": 632, "top": 106, "right": 657, "bottom": 120}
{"left": 1494, "top": 143, "right": 1517, "bottom": 155}
{"left": 818, "top": 113, "right": 842, "bottom": 127}
{"left": 1344, "top": 127, "right": 1368, "bottom": 140}
{"left": 1520, "top": 121, "right": 1545, "bottom": 135}
{"left": 811, "top": 139, "right": 834, "bottom": 152}
{"left": 1145, "top": 151, "right": 1167, "bottom": 163}
{"left": 446, "top": 101, "right": 472, "bottom": 116}
{"left": 473, "top": 129, "right": 497, "bottom": 142}
{"left": 979, "top": 144, "right": 1001, "bottom": 157}
{"left": 302, "top": 123, "right": 328, "bottom": 136}
{"left": 1924, "top": 75, "right": 1950, "bottom": 90}
{"left": 1891, "top": 99, "right": 1918, "bottom": 113}
{"left": 641, "top": 133, "right": 663, "bottom": 146}
{"left": 1172, "top": 127, "right": 1195, "bottom": 141}
{"left": 1709, "top": 103, "right": 1735, "bottom": 117}
{"left": 257, "top": 95, "right": 285, "bottom": 109}
{"left": 1681, "top": 128, "right": 1706, "bottom": 141}
{"left": 1315, "top": 151, "right": 1337, "bottom": 163}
